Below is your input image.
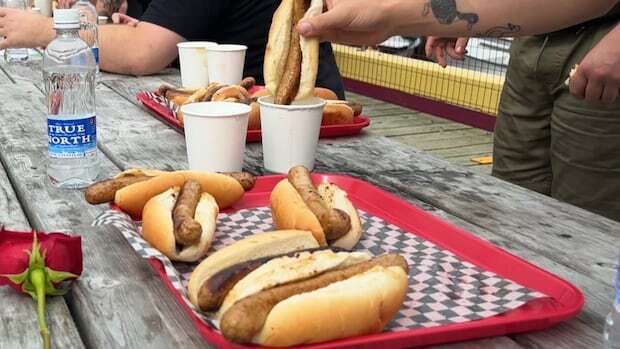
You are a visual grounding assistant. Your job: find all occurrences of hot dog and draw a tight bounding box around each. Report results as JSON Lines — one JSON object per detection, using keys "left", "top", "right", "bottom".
{"left": 172, "top": 180, "right": 203, "bottom": 246}
{"left": 264, "top": 0, "right": 323, "bottom": 105}
{"left": 270, "top": 166, "right": 363, "bottom": 248}
{"left": 187, "top": 232, "right": 408, "bottom": 347}
{"left": 85, "top": 169, "right": 256, "bottom": 218}
{"left": 142, "top": 185, "right": 218, "bottom": 262}
{"left": 288, "top": 166, "right": 351, "bottom": 241}
{"left": 188, "top": 230, "right": 321, "bottom": 307}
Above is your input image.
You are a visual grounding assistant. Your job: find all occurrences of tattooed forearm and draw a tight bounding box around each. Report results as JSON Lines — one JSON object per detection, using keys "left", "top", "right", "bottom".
{"left": 475, "top": 23, "right": 522, "bottom": 37}
{"left": 422, "top": 0, "right": 479, "bottom": 30}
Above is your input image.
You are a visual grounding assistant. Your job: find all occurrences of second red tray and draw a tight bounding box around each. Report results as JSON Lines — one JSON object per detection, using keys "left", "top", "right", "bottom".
{"left": 136, "top": 91, "right": 371, "bottom": 142}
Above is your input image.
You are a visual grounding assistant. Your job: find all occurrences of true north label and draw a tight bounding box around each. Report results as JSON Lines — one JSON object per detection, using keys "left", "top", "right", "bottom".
{"left": 48, "top": 115, "right": 97, "bottom": 158}
{"left": 92, "top": 47, "right": 100, "bottom": 65}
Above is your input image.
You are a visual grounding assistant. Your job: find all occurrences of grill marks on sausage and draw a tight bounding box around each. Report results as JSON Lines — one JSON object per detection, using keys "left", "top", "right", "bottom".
{"left": 288, "top": 166, "right": 352, "bottom": 239}
{"left": 196, "top": 247, "right": 344, "bottom": 311}
{"left": 84, "top": 175, "right": 152, "bottom": 204}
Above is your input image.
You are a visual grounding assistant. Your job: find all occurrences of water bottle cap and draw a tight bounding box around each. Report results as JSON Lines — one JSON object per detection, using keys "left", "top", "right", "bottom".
{"left": 53, "top": 9, "right": 81, "bottom": 29}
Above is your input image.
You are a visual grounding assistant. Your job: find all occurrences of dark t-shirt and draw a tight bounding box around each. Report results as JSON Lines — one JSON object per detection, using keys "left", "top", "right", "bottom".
{"left": 127, "top": 0, "right": 152, "bottom": 18}
{"left": 140, "top": 0, "right": 345, "bottom": 99}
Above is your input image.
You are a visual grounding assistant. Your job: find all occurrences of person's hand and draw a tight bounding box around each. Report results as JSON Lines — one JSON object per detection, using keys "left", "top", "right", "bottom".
{"left": 96, "top": 0, "right": 128, "bottom": 17}
{"left": 0, "top": 8, "right": 55, "bottom": 49}
{"left": 425, "top": 37, "right": 469, "bottom": 68}
{"left": 297, "top": 0, "right": 397, "bottom": 46}
{"left": 110, "top": 12, "right": 138, "bottom": 27}
{"left": 58, "top": 0, "right": 78, "bottom": 8}
{"left": 569, "top": 25, "right": 620, "bottom": 104}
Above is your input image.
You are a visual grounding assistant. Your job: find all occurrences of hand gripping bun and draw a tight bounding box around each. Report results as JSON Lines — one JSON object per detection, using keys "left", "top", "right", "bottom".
{"left": 187, "top": 230, "right": 320, "bottom": 307}
{"left": 264, "top": 0, "right": 323, "bottom": 104}
{"left": 142, "top": 187, "right": 218, "bottom": 262}
{"left": 114, "top": 171, "right": 245, "bottom": 217}
{"left": 271, "top": 179, "right": 363, "bottom": 249}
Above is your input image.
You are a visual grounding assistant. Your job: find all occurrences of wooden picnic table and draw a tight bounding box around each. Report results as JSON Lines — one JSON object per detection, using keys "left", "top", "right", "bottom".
{"left": 0, "top": 56, "right": 617, "bottom": 349}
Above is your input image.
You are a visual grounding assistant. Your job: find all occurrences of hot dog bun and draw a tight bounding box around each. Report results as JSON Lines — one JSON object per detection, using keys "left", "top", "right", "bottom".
{"left": 313, "top": 87, "right": 338, "bottom": 100}
{"left": 252, "top": 265, "right": 408, "bottom": 347}
{"left": 114, "top": 171, "right": 245, "bottom": 217}
{"left": 248, "top": 101, "right": 261, "bottom": 130}
{"left": 187, "top": 230, "right": 320, "bottom": 307}
{"left": 322, "top": 103, "right": 354, "bottom": 125}
{"left": 206, "top": 248, "right": 408, "bottom": 346}
{"left": 142, "top": 187, "right": 218, "bottom": 262}
{"left": 251, "top": 87, "right": 338, "bottom": 101}
{"left": 271, "top": 180, "right": 362, "bottom": 249}
{"left": 264, "top": 0, "right": 323, "bottom": 103}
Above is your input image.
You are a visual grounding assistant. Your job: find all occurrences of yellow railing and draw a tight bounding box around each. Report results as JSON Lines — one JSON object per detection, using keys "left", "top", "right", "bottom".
{"left": 332, "top": 44, "right": 505, "bottom": 116}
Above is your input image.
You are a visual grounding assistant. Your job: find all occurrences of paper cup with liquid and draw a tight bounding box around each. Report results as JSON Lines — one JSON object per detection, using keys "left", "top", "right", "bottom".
{"left": 177, "top": 41, "right": 218, "bottom": 89}
{"left": 206, "top": 44, "right": 247, "bottom": 85}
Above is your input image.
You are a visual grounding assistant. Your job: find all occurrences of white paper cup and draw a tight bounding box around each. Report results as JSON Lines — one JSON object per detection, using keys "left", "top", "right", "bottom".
{"left": 258, "top": 97, "right": 326, "bottom": 173}
{"left": 181, "top": 102, "right": 251, "bottom": 172}
{"left": 177, "top": 41, "right": 218, "bottom": 89}
{"left": 207, "top": 44, "right": 247, "bottom": 85}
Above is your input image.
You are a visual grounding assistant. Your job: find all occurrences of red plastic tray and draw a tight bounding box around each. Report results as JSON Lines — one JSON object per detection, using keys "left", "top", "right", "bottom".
{"left": 144, "top": 174, "right": 583, "bottom": 349}
{"left": 136, "top": 90, "right": 371, "bottom": 143}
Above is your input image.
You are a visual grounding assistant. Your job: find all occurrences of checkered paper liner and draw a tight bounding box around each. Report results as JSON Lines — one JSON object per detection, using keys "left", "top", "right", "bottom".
{"left": 143, "top": 91, "right": 180, "bottom": 118}
{"left": 93, "top": 207, "right": 546, "bottom": 332}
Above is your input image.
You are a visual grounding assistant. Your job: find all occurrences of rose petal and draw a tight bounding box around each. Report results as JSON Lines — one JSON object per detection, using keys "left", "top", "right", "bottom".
{"left": 0, "top": 230, "right": 82, "bottom": 293}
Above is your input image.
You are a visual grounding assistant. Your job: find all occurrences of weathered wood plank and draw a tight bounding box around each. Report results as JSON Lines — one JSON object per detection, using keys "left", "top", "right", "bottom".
{"left": 66, "top": 224, "right": 211, "bottom": 349}
{"left": 0, "top": 82, "right": 210, "bottom": 349}
{"left": 0, "top": 58, "right": 179, "bottom": 86}
{"left": 0, "top": 82, "right": 119, "bottom": 230}
{"left": 0, "top": 157, "right": 84, "bottom": 349}
{"left": 95, "top": 83, "right": 188, "bottom": 169}
{"left": 0, "top": 59, "right": 43, "bottom": 84}
{"left": 0, "top": 167, "right": 29, "bottom": 231}
{"left": 0, "top": 287, "right": 85, "bottom": 349}
{"left": 433, "top": 143, "right": 495, "bottom": 158}
{"left": 465, "top": 164, "right": 493, "bottom": 175}
{"left": 398, "top": 128, "right": 492, "bottom": 142}
{"left": 394, "top": 133, "right": 492, "bottom": 150}
{"left": 428, "top": 336, "right": 524, "bottom": 349}
{"left": 370, "top": 115, "right": 452, "bottom": 130}
{"left": 372, "top": 122, "right": 471, "bottom": 138}
{"left": 0, "top": 66, "right": 14, "bottom": 84}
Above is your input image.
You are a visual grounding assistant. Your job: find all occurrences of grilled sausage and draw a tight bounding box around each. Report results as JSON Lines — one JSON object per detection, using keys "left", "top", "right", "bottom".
{"left": 172, "top": 180, "right": 203, "bottom": 246}
{"left": 288, "top": 166, "right": 351, "bottom": 239}
{"left": 85, "top": 175, "right": 152, "bottom": 204}
{"left": 220, "top": 253, "right": 408, "bottom": 343}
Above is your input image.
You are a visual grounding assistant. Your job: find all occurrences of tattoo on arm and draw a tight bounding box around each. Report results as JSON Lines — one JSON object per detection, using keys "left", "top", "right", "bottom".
{"left": 475, "top": 23, "right": 522, "bottom": 37}
{"left": 422, "top": 0, "right": 479, "bottom": 30}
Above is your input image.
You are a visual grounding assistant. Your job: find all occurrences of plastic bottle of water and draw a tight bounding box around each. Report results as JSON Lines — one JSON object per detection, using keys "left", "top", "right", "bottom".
{"left": 72, "top": 0, "right": 99, "bottom": 75}
{"left": 2, "top": 0, "right": 30, "bottom": 63}
{"left": 43, "top": 9, "right": 98, "bottom": 188}
{"left": 604, "top": 254, "right": 620, "bottom": 349}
